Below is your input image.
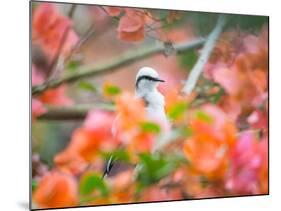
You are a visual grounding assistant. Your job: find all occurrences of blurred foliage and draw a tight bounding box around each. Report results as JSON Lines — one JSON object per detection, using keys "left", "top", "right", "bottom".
{"left": 103, "top": 84, "right": 121, "bottom": 97}
{"left": 101, "top": 149, "right": 130, "bottom": 163}
{"left": 140, "top": 121, "right": 161, "bottom": 134}
{"left": 67, "top": 60, "right": 81, "bottom": 73}
{"left": 227, "top": 14, "right": 268, "bottom": 32}
{"left": 77, "top": 81, "right": 97, "bottom": 93}
{"left": 195, "top": 110, "right": 214, "bottom": 123}
{"left": 136, "top": 153, "right": 181, "bottom": 187}
{"left": 177, "top": 49, "right": 198, "bottom": 71}
{"left": 32, "top": 121, "right": 79, "bottom": 166}
{"left": 32, "top": 180, "right": 38, "bottom": 191}
{"left": 79, "top": 173, "right": 109, "bottom": 196}
{"left": 167, "top": 102, "right": 189, "bottom": 121}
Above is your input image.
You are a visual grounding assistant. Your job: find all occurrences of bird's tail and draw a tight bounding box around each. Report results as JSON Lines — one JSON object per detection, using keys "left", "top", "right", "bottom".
{"left": 102, "top": 154, "right": 116, "bottom": 179}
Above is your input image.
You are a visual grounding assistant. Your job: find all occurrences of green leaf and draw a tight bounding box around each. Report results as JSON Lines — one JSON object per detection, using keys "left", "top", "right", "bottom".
{"left": 32, "top": 180, "right": 38, "bottom": 191}
{"left": 100, "top": 149, "right": 130, "bottom": 162}
{"left": 177, "top": 49, "right": 198, "bottom": 70}
{"left": 209, "top": 87, "right": 225, "bottom": 103}
{"left": 167, "top": 102, "right": 189, "bottom": 120}
{"left": 77, "top": 81, "right": 96, "bottom": 93}
{"left": 79, "top": 173, "right": 109, "bottom": 196}
{"left": 195, "top": 110, "right": 213, "bottom": 123}
{"left": 176, "top": 126, "right": 193, "bottom": 138}
{"left": 104, "top": 85, "right": 121, "bottom": 96}
{"left": 136, "top": 153, "right": 179, "bottom": 186}
{"left": 67, "top": 60, "right": 80, "bottom": 73}
{"left": 140, "top": 121, "right": 161, "bottom": 134}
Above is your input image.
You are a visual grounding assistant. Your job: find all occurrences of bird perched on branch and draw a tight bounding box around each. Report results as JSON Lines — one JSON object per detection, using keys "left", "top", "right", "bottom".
{"left": 135, "top": 67, "right": 168, "bottom": 127}
{"left": 102, "top": 67, "right": 168, "bottom": 179}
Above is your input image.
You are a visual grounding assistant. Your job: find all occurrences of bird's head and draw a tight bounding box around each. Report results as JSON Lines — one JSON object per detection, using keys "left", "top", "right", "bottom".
{"left": 135, "top": 67, "right": 165, "bottom": 95}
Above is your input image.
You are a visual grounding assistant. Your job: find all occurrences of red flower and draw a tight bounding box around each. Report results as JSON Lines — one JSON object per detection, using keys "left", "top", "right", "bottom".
{"left": 117, "top": 9, "right": 145, "bottom": 42}
{"left": 39, "top": 85, "right": 73, "bottom": 106}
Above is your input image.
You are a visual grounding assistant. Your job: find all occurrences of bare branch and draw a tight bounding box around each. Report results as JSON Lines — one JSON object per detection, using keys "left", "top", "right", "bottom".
{"left": 38, "top": 104, "right": 115, "bottom": 121}
{"left": 182, "top": 15, "right": 227, "bottom": 95}
{"left": 32, "top": 38, "right": 205, "bottom": 95}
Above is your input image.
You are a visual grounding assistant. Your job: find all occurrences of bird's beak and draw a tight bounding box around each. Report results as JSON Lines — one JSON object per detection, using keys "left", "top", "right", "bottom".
{"left": 156, "top": 78, "right": 165, "bottom": 82}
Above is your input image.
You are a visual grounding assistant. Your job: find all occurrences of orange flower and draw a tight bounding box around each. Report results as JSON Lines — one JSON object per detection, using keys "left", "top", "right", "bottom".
{"left": 127, "top": 132, "right": 155, "bottom": 162}
{"left": 54, "top": 150, "right": 88, "bottom": 175}
{"left": 58, "top": 128, "right": 108, "bottom": 162}
{"left": 183, "top": 104, "right": 236, "bottom": 179}
{"left": 72, "top": 128, "right": 103, "bottom": 161}
{"left": 55, "top": 110, "right": 117, "bottom": 164}
{"left": 33, "top": 171, "right": 78, "bottom": 209}
{"left": 110, "top": 170, "right": 135, "bottom": 203}
{"left": 115, "top": 92, "right": 146, "bottom": 132}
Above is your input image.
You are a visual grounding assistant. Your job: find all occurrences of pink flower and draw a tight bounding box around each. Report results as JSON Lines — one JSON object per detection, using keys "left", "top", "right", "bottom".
{"left": 226, "top": 131, "right": 263, "bottom": 194}
{"left": 32, "top": 99, "right": 47, "bottom": 119}
{"left": 247, "top": 109, "right": 268, "bottom": 130}
{"left": 32, "top": 65, "right": 44, "bottom": 85}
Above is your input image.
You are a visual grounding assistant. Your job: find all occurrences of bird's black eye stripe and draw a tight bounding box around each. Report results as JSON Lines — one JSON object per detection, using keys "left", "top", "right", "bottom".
{"left": 136, "top": 75, "right": 162, "bottom": 89}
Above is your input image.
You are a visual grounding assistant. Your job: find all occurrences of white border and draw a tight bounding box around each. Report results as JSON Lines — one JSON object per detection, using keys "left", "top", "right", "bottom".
{"left": 1, "top": 0, "right": 279, "bottom": 210}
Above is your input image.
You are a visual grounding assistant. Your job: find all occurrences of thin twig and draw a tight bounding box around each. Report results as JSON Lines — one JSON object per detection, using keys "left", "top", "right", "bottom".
{"left": 46, "top": 26, "right": 71, "bottom": 78}
{"left": 182, "top": 14, "right": 227, "bottom": 95}
{"left": 67, "top": 4, "right": 77, "bottom": 18}
{"left": 64, "top": 23, "right": 95, "bottom": 62}
{"left": 46, "top": 4, "right": 77, "bottom": 78}
{"left": 32, "top": 38, "right": 206, "bottom": 95}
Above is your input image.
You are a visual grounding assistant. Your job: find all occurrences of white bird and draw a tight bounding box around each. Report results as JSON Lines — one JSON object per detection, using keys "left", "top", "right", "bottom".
{"left": 135, "top": 67, "right": 169, "bottom": 128}
{"left": 102, "top": 67, "right": 169, "bottom": 178}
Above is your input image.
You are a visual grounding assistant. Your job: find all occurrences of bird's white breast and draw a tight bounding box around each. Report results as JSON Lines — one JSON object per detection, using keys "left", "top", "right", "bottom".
{"left": 143, "top": 91, "right": 170, "bottom": 130}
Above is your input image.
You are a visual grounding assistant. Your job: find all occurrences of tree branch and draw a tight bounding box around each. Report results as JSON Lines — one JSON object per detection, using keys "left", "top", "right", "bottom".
{"left": 152, "top": 15, "right": 228, "bottom": 153}
{"left": 182, "top": 15, "right": 227, "bottom": 95}
{"left": 32, "top": 38, "right": 205, "bottom": 95}
{"left": 38, "top": 104, "right": 115, "bottom": 121}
